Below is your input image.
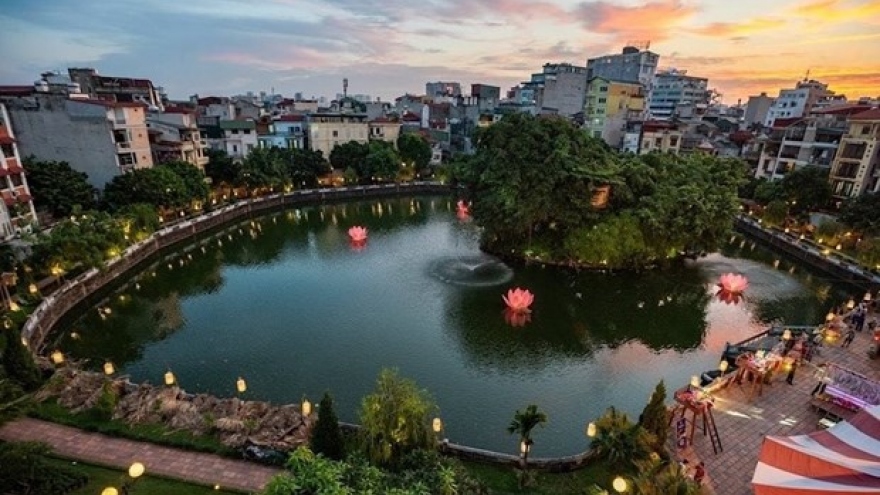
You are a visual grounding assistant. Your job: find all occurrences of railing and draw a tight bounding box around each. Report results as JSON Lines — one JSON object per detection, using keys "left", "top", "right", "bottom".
{"left": 22, "top": 182, "right": 453, "bottom": 352}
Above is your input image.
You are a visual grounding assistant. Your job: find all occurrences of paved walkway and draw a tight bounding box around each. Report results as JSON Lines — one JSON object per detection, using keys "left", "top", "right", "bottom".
{"left": 0, "top": 417, "right": 281, "bottom": 493}
{"left": 673, "top": 317, "right": 880, "bottom": 495}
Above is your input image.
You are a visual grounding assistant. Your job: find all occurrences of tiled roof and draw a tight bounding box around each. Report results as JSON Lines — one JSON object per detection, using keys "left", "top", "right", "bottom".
{"left": 813, "top": 104, "right": 873, "bottom": 116}
{"left": 369, "top": 117, "right": 397, "bottom": 123}
{"left": 771, "top": 117, "right": 802, "bottom": 129}
{"left": 162, "top": 106, "right": 195, "bottom": 114}
{"left": 850, "top": 108, "right": 880, "bottom": 121}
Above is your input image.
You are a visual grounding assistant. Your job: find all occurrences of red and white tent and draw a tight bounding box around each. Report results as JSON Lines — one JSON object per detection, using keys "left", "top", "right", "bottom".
{"left": 752, "top": 404, "right": 880, "bottom": 494}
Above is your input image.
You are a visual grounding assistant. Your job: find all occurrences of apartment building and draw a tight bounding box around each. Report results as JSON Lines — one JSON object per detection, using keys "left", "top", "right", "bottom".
{"left": 308, "top": 113, "right": 369, "bottom": 158}
{"left": 1, "top": 87, "right": 153, "bottom": 188}
{"left": 368, "top": 117, "right": 401, "bottom": 146}
{"left": 637, "top": 120, "right": 683, "bottom": 154}
{"left": 744, "top": 93, "right": 775, "bottom": 127}
{"left": 648, "top": 69, "right": 710, "bottom": 120}
{"left": 0, "top": 103, "right": 37, "bottom": 239}
{"left": 67, "top": 67, "right": 165, "bottom": 108}
{"left": 527, "top": 63, "right": 589, "bottom": 117}
{"left": 425, "top": 82, "right": 462, "bottom": 98}
{"left": 219, "top": 119, "right": 258, "bottom": 160}
{"left": 764, "top": 79, "right": 834, "bottom": 127}
{"left": 147, "top": 108, "right": 209, "bottom": 168}
{"left": 586, "top": 45, "right": 659, "bottom": 88}
{"left": 258, "top": 114, "right": 306, "bottom": 150}
{"left": 584, "top": 76, "right": 645, "bottom": 147}
{"left": 828, "top": 108, "right": 880, "bottom": 198}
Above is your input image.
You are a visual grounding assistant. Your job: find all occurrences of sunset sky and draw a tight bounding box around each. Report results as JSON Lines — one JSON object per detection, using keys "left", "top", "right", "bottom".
{"left": 0, "top": 0, "right": 878, "bottom": 104}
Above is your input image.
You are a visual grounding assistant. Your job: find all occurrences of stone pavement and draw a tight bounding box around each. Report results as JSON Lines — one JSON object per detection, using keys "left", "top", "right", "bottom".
{"left": 672, "top": 320, "right": 880, "bottom": 495}
{"left": 0, "top": 417, "right": 281, "bottom": 493}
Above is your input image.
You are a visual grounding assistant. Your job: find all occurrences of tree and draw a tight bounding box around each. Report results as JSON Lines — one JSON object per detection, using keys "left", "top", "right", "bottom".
{"left": 590, "top": 407, "right": 654, "bottom": 469}
{"left": 103, "top": 167, "right": 189, "bottom": 210}
{"left": 329, "top": 141, "right": 370, "bottom": 173}
{"left": 753, "top": 180, "right": 785, "bottom": 204}
{"left": 359, "top": 368, "right": 438, "bottom": 465}
{"left": 839, "top": 192, "right": 880, "bottom": 235}
{"left": 630, "top": 457, "right": 702, "bottom": 495}
{"left": 311, "top": 392, "right": 345, "bottom": 460}
{"left": 240, "top": 147, "right": 287, "bottom": 191}
{"left": 779, "top": 166, "right": 832, "bottom": 213}
{"left": 506, "top": 404, "right": 547, "bottom": 465}
{"left": 204, "top": 149, "right": 242, "bottom": 187}
{"left": 283, "top": 148, "right": 331, "bottom": 189}
{"left": 763, "top": 200, "right": 789, "bottom": 227}
{"left": 0, "top": 442, "right": 89, "bottom": 495}
{"left": 638, "top": 381, "right": 669, "bottom": 455}
{"left": 161, "top": 161, "right": 210, "bottom": 202}
{"left": 397, "top": 133, "right": 432, "bottom": 171}
{"left": 21, "top": 157, "right": 96, "bottom": 217}
{"left": 2, "top": 329, "right": 42, "bottom": 391}
{"left": 365, "top": 144, "right": 400, "bottom": 182}
{"left": 28, "top": 210, "right": 128, "bottom": 272}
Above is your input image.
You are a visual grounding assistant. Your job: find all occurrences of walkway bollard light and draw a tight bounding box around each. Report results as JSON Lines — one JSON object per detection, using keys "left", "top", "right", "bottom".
{"left": 236, "top": 377, "right": 247, "bottom": 394}
{"left": 103, "top": 361, "right": 115, "bottom": 375}
{"left": 164, "top": 370, "right": 176, "bottom": 386}
{"left": 782, "top": 329, "right": 792, "bottom": 341}
{"left": 101, "top": 488, "right": 118, "bottom": 495}
{"left": 612, "top": 476, "right": 628, "bottom": 493}
{"left": 28, "top": 283, "right": 38, "bottom": 295}
{"left": 128, "top": 462, "right": 145, "bottom": 479}
{"left": 719, "top": 360, "right": 729, "bottom": 373}
{"left": 586, "top": 421, "right": 597, "bottom": 438}
{"left": 432, "top": 417, "right": 443, "bottom": 434}
{"left": 847, "top": 298, "right": 855, "bottom": 310}
{"left": 690, "top": 375, "right": 701, "bottom": 389}
{"left": 301, "top": 397, "right": 312, "bottom": 416}
{"left": 51, "top": 350, "right": 64, "bottom": 365}
{"left": 826, "top": 311, "right": 835, "bottom": 322}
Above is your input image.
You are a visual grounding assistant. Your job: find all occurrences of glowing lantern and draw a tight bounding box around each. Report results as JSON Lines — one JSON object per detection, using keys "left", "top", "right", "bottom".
{"left": 864, "top": 292, "right": 873, "bottom": 302}
{"left": 826, "top": 311, "right": 835, "bottom": 322}
{"left": 586, "top": 422, "right": 597, "bottom": 437}
{"left": 847, "top": 298, "right": 855, "bottom": 309}
{"left": 782, "top": 329, "right": 792, "bottom": 340}
{"left": 519, "top": 440, "right": 530, "bottom": 455}
{"left": 717, "top": 273, "right": 748, "bottom": 294}
{"left": 102, "top": 488, "right": 119, "bottom": 495}
{"left": 51, "top": 350, "right": 64, "bottom": 365}
{"left": 612, "top": 476, "right": 628, "bottom": 493}
{"left": 690, "top": 375, "right": 700, "bottom": 388}
{"left": 236, "top": 377, "right": 247, "bottom": 393}
{"left": 348, "top": 226, "right": 368, "bottom": 242}
{"left": 128, "top": 462, "right": 145, "bottom": 478}
{"left": 8, "top": 301, "right": 20, "bottom": 312}
{"left": 432, "top": 417, "right": 443, "bottom": 433}
{"left": 103, "top": 361, "right": 115, "bottom": 375}
{"left": 28, "top": 283, "right": 38, "bottom": 295}
{"left": 503, "top": 288, "right": 535, "bottom": 313}
{"left": 301, "top": 398, "right": 312, "bottom": 416}
{"left": 164, "top": 371, "right": 176, "bottom": 386}
{"left": 719, "top": 360, "right": 729, "bottom": 373}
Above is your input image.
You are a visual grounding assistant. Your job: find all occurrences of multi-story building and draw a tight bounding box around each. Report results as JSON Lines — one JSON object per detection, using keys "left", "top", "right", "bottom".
{"left": 648, "top": 69, "right": 710, "bottom": 120}
{"left": 425, "top": 82, "right": 461, "bottom": 98}
{"left": 471, "top": 84, "right": 501, "bottom": 103}
{"left": 146, "top": 108, "right": 208, "bottom": 168}
{"left": 828, "top": 107, "right": 880, "bottom": 198}
{"left": 764, "top": 79, "right": 834, "bottom": 127}
{"left": 1, "top": 86, "right": 153, "bottom": 188}
{"left": 584, "top": 76, "right": 645, "bottom": 146}
{"left": 752, "top": 105, "right": 863, "bottom": 181}
{"left": 0, "top": 103, "right": 37, "bottom": 239}
{"left": 307, "top": 113, "right": 369, "bottom": 158}
{"left": 586, "top": 45, "right": 659, "bottom": 88}
{"left": 638, "top": 120, "right": 683, "bottom": 154}
{"left": 258, "top": 115, "right": 306, "bottom": 150}
{"left": 744, "top": 92, "right": 775, "bottom": 127}
{"left": 67, "top": 67, "right": 164, "bottom": 108}
{"left": 528, "top": 63, "right": 588, "bottom": 117}
{"left": 219, "top": 120, "right": 258, "bottom": 160}
{"left": 196, "top": 96, "right": 237, "bottom": 120}
{"left": 368, "top": 117, "right": 401, "bottom": 146}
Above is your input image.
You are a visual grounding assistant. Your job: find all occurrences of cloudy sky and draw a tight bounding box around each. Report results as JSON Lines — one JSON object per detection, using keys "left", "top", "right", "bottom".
{"left": 0, "top": 0, "right": 878, "bottom": 104}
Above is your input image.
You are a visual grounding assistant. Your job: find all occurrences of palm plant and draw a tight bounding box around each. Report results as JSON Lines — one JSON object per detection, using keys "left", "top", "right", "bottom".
{"left": 506, "top": 404, "right": 547, "bottom": 464}
{"left": 590, "top": 407, "right": 654, "bottom": 469}
{"left": 631, "top": 458, "right": 702, "bottom": 495}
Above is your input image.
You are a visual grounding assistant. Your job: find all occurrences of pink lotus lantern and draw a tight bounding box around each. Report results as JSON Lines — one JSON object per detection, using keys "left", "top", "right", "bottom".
{"left": 717, "top": 273, "right": 748, "bottom": 294}
{"left": 348, "top": 226, "right": 368, "bottom": 242}
{"left": 456, "top": 200, "right": 470, "bottom": 221}
{"left": 503, "top": 287, "right": 535, "bottom": 313}
{"left": 715, "top": 289, "right": 744, "bottom": 305}
{"left": 504, "top": 308, "right": 532, "bottom": 327}
{"left": 456, "top": 200, "right": 469, "bottom": 214}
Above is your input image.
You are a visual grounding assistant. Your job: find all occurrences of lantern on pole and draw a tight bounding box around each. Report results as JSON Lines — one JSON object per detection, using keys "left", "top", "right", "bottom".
{"left": 236, "top": 377, "right": 247, "bottom": 394}
{"left": 782, "top": 329, "right": 792, "bottom": 340}
{"left": 586, "top": 422, "right": 597, "bottom": 438}
{"left": 864, "top": 292, "right": 872, "bottom": 302}
{"left": 103, "top": 361, "right": 115, "bottom": 375}
{"left": 826, "top": 311, "right": 835, "bottom": 322}
{"left": 301, "top": 397, "right": 312, "bottom": 416}
{"left": 690, "top": 375, "right": 701, "bottom": 389}
{"left": 719, "top": 360, "right": 729, "bottom": 373}
{"left": 432, "top": 417, "right": 443, "bottom": 434}
{"left": 164, "top": 370, "right": 176, "bottom": 386}
{"left": 612, "top": 476, "right": 628, "bottom": 493}
{"left": 847, "top": 298, "right": 855, "bottom": 309}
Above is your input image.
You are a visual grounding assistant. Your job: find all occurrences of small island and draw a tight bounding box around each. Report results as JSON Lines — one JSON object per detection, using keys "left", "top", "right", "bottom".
{"left": 453, "top": 113, "right": 746, "bottom": 270}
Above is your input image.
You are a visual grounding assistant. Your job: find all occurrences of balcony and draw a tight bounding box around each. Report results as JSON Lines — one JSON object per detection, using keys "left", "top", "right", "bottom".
{"left": 116, "top": 141, "right": 132, "bottom": 152}
{"left": 1, "top": 157, "right": 24, "bottom": 176}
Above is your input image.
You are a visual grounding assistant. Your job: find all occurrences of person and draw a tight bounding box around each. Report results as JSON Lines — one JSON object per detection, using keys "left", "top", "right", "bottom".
{"left": 693, "top": 462, "right": 706, "bottom": 484}
{"left": 854, "top": 309, "right": 867, "bottom": 333}
{"left": 810, "top": 363, "right": 831, "bottom": 397}
{"left": 679, "top": 458, "right": 690, "bottom": 476}
{"left": 842, "top": 328, "right": 856, "bottom": 348}
{"left": 785, "top": 357, "right": 798, "bottom": 385}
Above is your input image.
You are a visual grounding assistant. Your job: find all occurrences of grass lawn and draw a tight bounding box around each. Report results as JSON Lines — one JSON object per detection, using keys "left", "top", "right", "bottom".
{"left": 46, "top": 458, "right": 243, "bottom": 494}
{"left": 464, "top": 459, "right": 617, "bottom": 494}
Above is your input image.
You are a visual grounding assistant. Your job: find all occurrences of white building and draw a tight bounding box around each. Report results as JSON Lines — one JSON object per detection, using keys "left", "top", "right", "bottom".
{"left": 764, "top": 79, "right": 833, "bottom": 127}
{"left": 219, "top": 119, "right": 258, "bottom": 160}
{"left": 258, "top": 115, "right": 306, "bottom": 150}
{"left": 647, "top": 69, "right": 710, "bottom": 120}
{"left": 0, "top": 103, "right": 37, "bottom": 238}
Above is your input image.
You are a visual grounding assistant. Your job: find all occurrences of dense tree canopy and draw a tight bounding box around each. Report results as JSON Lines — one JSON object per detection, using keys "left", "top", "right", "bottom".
{"left": 103, "top": 167, "right": 189, "bottom": 210}
{"left": 455, "top": 113, "right": 746, "bottom": 268}
{"left": 839, "top": 192, "right": 880, "bottom": 235}
{"left": 743, "top": 166, "right": 832, "bottom": 215}
{"left": 204, "top": 149, "right": 242, "bottom": 186}
{"left": 329, "top": 141, "right": 369, "bottom": 172}
{"left": 22, "top": 157, "right": 96, "bottom": 217}
{"left": 364, "top": 143, "right": 400, "bottom": 181}
{"left": 397, "top": 133, "right": 432, "bottom": 171}
{"left": 160, "top": 161, "right": 210, "bottom": 201}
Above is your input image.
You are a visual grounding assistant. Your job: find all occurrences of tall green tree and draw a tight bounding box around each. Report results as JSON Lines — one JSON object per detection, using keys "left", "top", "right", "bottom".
{"left": 204, "top": 149, "right": 242, "bottom": 187}
{"left": 506, "top": 404, "right": 547, "bottom": 465}
{"left": 329, "top": 141, "right": 370, "bottom": 173}
{"left": 160, "top": 161, "right": 210, "bottom": 202}
{"left": 779, "top": 166, "right": 832, "bottom": 214}
{"left": 397, "top": 133, "right": 432, "bottom": 170}
{"left": 359, "top": 368, "right": 438, "bottom": 465}
{"left": 29, "top": 210, "right": 127, "bottom": 271}
{"left": 365, "top": 143, "right": 400, "bottom": 181}
{"left": 282, "top": 148, "right": 331, "bottom": 188}
{"left": 103, "top": 167, "right": 189, "bottom": 210}
{"left": 21, "top": 157, "right": 96, "bottom": 217}
{"left": 310, "top": 392, "right": 345, "bottom": 460}
{"left": 638, "top": 381, "right": 669, "bottom": 455}
{"left": 240, "top": 147, "right": 287, "bottom": 191}
{"left": 839, "top": 192, "right": 880, "bottom": 235}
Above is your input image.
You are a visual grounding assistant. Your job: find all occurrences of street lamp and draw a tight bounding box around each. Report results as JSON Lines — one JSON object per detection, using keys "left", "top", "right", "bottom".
{"left": 718, "top": 360, "right": 729, "bottom": 373}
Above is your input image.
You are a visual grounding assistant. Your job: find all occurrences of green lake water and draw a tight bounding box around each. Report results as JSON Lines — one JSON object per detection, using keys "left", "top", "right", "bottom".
{"left": 56, "top": 195, "right": 853, "bottom": 456}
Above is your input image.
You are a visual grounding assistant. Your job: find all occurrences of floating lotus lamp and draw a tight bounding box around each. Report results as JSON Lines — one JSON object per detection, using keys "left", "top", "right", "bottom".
{"left": 503, "top": 308, "right": 532, "bottom": 327}
{"left": 348, "top": 226, "right": 368, "bottom": 243}
{"left": 715, "top": 289, "right": 744, "bottom": 305}
{"left": 503, "top": 287, "right": 534, "bottom": 313}
{"left": 718, "top": 273, "right": 748, "bottom": 294}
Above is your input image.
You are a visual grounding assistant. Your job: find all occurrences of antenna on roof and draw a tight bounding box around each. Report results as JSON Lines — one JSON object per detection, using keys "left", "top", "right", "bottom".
{"left": 804, "top": 68, "right": 811, "bottom": 82}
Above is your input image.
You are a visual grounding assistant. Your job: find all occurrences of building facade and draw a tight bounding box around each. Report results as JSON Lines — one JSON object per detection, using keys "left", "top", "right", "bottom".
{"left": 368, "top": 118, "right": 401, "bottom": 146}
{"left": 146, "top": 108, "right": 208, "bottom": 168}
{"left": 307, "top": 113, "right": 369, "bottom": 158}
{"left": 425, "top": 82, "right": 461, "bottom": 98}
{"left": 744, "top": 93, "right": 775, "bottom": 127}
{"left": 764, "top": 79, "right": 833, "bottom": 127}
{"left": 648, "top": 69, "right": 710, "bottom": 120}
{"left": 258, "top": 115, "right": 306, "bottom": 150}
{"left": 586, "top": 46, "right": 659, "bottom": 87}
{"left": 2, "top": 91, "right": 153, "bottom": 188}
{"left": 828, "top": 108, "right": 880, "bottom": 198}
{"left": 637, "top": 121, "right": 683, "bottom": 154}
{"left": 584, "top": 77, "right": 645, "bottom": 146}
{"left": 0, "top": 103, "right": 37, "bottom": 239}
{"left": 67, "top": 67, "right": 164, "bottom": 108}
{"left": 530, "top": 63, "right": 588, "bottom": 117}
{"left": 219, "top": 120, "right": 258, "bottom": 160}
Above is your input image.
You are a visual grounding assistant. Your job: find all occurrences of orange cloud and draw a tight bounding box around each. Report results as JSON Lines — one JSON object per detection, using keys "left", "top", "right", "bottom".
{"left": 574, "top": 0, "right": 700, "bottom": 42}
{"left": 703, "top": 66, "right": 880, "bottom": 103}
{"left": 793, "top": 0, "right": 880, "bottom": 23}
{"left": 689, "top": 17, "right": 786, "bottom": 38}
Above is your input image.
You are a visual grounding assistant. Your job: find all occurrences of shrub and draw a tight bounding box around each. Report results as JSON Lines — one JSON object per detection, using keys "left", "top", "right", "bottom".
{"left": 638, "top": 381, "right": 669, "bottom": 455}
{"left": 0, "top": 441, "right": 89, "bottom": 494}
{"left": 311, "top": 392, "right": 345, "bottom": 460}
{"left": 590, "top": 407, "right": 654, "bottom": 469}
{"left": 1, "top": 329, "right": 42, "bottom": 391}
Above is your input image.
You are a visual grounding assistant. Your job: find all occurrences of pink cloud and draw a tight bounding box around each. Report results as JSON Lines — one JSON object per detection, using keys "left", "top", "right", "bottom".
{"left": 204, "top": 46, "right": 332, "bottom": 70}
{"left": 573, "top": 0, "right": 700, "bottom": 43}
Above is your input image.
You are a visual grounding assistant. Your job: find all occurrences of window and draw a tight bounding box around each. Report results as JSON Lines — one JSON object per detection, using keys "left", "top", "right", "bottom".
{"left": 655, "top": 138, "right": 662, "bottom": 147}
{"left": 598, "top": 98, "right": 606, "bottom": 103}
{"left": 232, "top": 129, "right": 239, "bottom": 134}
{"left": 247, "top": 144, "right": 254, "bottom": 152}
{"left": 232, "top": 144, "right": 238, "bottom": 153}
{"left": 670, "top": 136, "right": 679, "bottom": 147}
{"left": 332, "top": 130, "right": 339, "bottom": 137}
{"left": 244, "top": 129, "right": 251, "bottom": 134}
{"left": 599, "top": 86, "right": 608, "bottom": 92}
{"left": 862, "top": 125, "right": 871, "bottom": 136}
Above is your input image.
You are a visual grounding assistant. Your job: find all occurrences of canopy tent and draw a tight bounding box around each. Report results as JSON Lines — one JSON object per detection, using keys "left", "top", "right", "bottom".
{"left": 752, "top": 404, "right": 880, "bottom": 494}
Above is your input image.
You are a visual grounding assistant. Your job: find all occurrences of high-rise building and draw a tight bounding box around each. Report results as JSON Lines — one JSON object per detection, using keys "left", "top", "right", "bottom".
{"left": 586, "top": 46, "right": 659, "bottom": 87}
{"left": 828, "top": 107, "right": 880, "bottom": 198}
{"left": 471, "top": 84, "right": 501, "bottom": 101}
{"left": 67, "top": 68, "right": 164, "bottom": 109}
{"left": 647, "top": 69, "right": 710, "bottom": 120}
{"left": 764, "top": 79, "right": 834, "bottom": 127}
{"left": 425, "top": 82, "right": 461, "bottom": 98}
{"left": 0, "top": 103, "right": 37, "bottom": 239}
{"left": 528, "top": 63, "right": 588, "bottom": 117}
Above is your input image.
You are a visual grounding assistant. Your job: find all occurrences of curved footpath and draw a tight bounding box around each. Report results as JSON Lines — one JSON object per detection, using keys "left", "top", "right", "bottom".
{"left": 0, "top": 417, "right": 279, "bottom": 494}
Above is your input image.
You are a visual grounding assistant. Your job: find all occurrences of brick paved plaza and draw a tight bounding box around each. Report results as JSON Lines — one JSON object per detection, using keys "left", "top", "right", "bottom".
{"left": 673, "top": 319, "right": 880, "bottom": 495}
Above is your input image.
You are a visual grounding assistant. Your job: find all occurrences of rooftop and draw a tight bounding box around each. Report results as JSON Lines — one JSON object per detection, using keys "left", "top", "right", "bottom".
{"left": 850, "top": 107, "right": 880, "bottom": 121}
{"left": 219, "top": 119, "right": 256, "bottom": 131}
